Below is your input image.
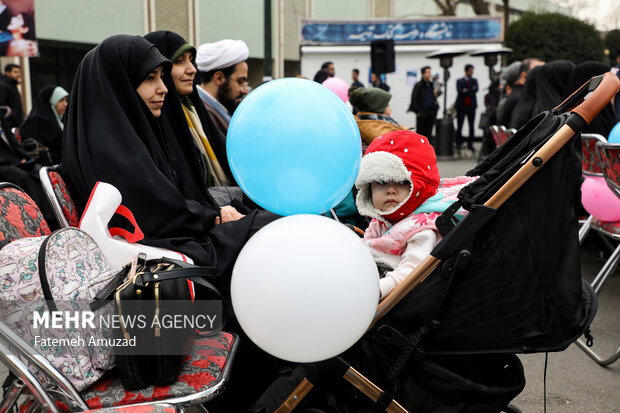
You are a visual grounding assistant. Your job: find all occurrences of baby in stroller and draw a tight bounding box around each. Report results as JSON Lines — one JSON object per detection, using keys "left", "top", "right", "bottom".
{"left": 354, "top": 130, "right": 476, "bottom": 298}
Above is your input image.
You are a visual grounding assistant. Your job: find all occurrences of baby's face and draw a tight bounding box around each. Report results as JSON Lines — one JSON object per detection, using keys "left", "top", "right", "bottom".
{"left": 371, "top": 180, "right": 411, "bottom": 212}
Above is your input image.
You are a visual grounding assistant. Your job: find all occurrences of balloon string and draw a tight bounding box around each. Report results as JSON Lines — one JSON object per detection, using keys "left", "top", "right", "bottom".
{"left": 330, "top": 209, "right": 340, "bottom": 222}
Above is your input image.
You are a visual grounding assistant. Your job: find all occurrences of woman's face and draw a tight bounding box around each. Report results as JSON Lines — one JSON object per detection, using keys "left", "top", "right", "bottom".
{"left": 171, "top": 51, "right": 196, "bottom": 96}
{"left": 55, "top": 96, "right": 68, "bottom": 116}
{"left": 137, "top": 65, "right": 168, "bottom": 117}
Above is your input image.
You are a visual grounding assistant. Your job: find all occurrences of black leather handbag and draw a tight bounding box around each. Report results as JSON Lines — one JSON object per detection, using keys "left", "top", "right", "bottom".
{"left": 97, "top": 254, "right": 223, "bottom": 390}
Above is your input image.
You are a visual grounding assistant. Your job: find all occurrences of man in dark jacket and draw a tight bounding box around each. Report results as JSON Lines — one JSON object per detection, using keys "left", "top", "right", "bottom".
{"left": 370, "top": 72, "right": 390, "bottom": 91}
{"left": 0, "top": 64, "right": 24, "bottom": 129}
{"left": 455, "top": 64, "right": 478, "bottom": 151}
{"left": 408, "top": 66, "right": 438, "bottom": 143}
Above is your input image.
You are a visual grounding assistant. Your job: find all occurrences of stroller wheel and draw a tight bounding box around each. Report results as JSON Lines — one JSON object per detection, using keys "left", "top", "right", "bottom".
{"left": 502, "top": 404, "right": 523, "bottom": 413}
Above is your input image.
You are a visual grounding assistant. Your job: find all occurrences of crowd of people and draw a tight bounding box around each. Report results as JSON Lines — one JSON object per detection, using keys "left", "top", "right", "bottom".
{"left": 317, "top": 52, "right": 620, "bottom": 157}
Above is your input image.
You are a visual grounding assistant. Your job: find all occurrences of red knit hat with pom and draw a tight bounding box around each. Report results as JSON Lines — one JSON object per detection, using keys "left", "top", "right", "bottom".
{"left": 355, "top": 130, "right": 440, "bottom": 223}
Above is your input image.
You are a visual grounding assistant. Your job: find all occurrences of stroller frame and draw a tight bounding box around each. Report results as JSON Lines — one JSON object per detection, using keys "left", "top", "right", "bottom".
{"left": 274, "top": 72, "right": 620, "bottom": 413}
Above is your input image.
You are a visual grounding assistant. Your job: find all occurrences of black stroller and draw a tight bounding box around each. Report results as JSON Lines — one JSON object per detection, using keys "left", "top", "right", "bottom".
{"left": 255, "top": 73, "right": 619, "bottom": 413}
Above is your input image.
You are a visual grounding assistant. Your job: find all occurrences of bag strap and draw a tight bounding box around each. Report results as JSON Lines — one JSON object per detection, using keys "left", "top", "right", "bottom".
{"left": 108, "top": 204, "right": 145, "bottom": 243}
{"left": 143, "top": 257, "right": 198, "bottom": 269}
{"left": 190, "top": 275, "right": 228, "bottom": 332}
{"left": 188, "top": 276, "right": 224, "bottom": 301}
{"left": 139, "top": 265, "right": 217, "bottom": 283}
{"left": 38, "top": 231, "right": 59, "bottom": 311}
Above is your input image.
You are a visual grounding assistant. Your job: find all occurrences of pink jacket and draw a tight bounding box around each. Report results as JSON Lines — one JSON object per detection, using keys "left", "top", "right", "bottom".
{"left": 363, "top": 176, "right": 478, "bottom": 297}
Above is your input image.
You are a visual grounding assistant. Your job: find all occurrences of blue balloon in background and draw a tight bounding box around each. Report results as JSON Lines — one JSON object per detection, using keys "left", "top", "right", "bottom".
{"left": 608, "top": 122, "right": 620, "bottom": 143}
{"left": 227, "top": 78, "right": 362, "bottom": 215}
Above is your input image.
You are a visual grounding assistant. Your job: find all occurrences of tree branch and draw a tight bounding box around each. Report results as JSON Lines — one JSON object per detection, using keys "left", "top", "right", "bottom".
{"left": 433, "top": 0, "right": 457, "bottom": 15}
{"left": 469, "top": 0, "right": 490, "bottom": 15}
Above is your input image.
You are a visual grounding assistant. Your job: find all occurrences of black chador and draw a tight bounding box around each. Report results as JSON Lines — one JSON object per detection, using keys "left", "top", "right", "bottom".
{"left": 20, "top": 85, "right": 67, "bottom": 165}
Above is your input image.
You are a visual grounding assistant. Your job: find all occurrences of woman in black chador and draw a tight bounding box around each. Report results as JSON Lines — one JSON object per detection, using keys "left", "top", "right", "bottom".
{"left": 509, "top": 60, "right": 575, "bottom": 129}
{"left": 144, "top": 30, "right": 234, "bottom": 188}
{"left": 62, "top": 34, "right": 275, "bottom": 276}
{"left": 19, "top": 85, "right": 69, "bottom": 165}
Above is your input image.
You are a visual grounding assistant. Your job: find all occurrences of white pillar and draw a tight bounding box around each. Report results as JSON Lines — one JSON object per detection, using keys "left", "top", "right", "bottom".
{"left": 188, "top": 0, "right": 199, "bottom": 47}
{"left": 274, "top": 0, "right": 283, "bottom": 79}
{"left": 19, "top": 56, "right": 31, "bottom": 114}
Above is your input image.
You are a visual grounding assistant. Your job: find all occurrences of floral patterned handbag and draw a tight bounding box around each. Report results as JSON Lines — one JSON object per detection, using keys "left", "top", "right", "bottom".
{"left": 0, "top": 227, "right": 119, "bottom": 390}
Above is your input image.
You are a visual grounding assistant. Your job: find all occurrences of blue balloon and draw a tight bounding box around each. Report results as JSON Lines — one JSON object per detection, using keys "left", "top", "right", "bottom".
{"left": 227, "top": 78, "right": 361, "bottom": 215}
{"left": 608, "top": 122, "right": 620, "bottom": 143}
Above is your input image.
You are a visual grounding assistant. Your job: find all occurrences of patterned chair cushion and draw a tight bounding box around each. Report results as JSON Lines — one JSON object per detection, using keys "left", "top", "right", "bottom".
{"left": 592, "top": 219, "right": 620, "bottom": 236}
{"left": 76, "top": 332, "right": 235, "bottom": 410}
{"left": 0, "top": 185, "right": 51, "bottom": 245}
{"left": 581, "top": 135, "right": 604, "bottom": 175}
{"left": 596, "top": 144, "right": 620, "bottom": 196}
{"left": 49, "top": 171, "right": 79, "bottom": 227}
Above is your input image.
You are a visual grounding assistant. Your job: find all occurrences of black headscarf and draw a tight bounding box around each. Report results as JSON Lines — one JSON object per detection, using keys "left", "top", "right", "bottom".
{"left": 510, "top": 61, "right": 576, "bottom": 129}
{"left": 19, "top": 85, "right": 66, "bottom": 164}
{"left": 62, "top": 34, "right": 227, "bottom": 263}
{"left": 564, "top": 61, "right": 616, "bottom": 137}
{"left": 144, "top": 30, "right": 234, "bottom": 184}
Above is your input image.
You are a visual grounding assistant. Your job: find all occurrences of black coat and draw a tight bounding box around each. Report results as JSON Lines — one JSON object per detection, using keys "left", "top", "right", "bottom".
{"left": 0, "top": 116, "right": 27, "bottom": 166}
{"left": 0, "top": 115, "right": 58, "bottom": 227}
{"left": 19, "top": 85, "right": 65, "bottom": 165}
{"left": 510, "top": 61, "right": 575, "bottom": 129}
{"left": 408, "top": 80, "right": 438, "bottom": 114}
{"left": 0, "top": 79, "right": 24, "bottom": 129}
{"left": 455, "top": 76, "right": 479, "bottom": 109}
{"left": 497, "top": 84, "right": 523, "bottom": 127}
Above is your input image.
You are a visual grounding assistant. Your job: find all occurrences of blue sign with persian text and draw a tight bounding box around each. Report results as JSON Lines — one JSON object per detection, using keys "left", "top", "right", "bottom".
{"left": 301, "top": 18, "right": 502, "bottom": 45}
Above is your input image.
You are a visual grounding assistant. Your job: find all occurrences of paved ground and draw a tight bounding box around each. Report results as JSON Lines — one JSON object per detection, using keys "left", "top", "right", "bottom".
{"left": 1, "top": 144, "right": 619, "bottom": 411}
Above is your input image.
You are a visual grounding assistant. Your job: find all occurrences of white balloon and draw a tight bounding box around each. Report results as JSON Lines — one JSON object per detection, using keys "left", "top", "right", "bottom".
{"left": 231, "top": 214, "right": 379, "bottom": 363}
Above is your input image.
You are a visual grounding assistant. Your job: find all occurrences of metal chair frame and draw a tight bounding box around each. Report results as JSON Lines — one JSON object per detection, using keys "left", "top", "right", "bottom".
{"left": 39, "top": 165, "right": 71, "bottom": 228}
{"left": 575, "top": 138, "right": 620, "bottom": 366}
{"left": 578, "top": 133, "right": 606, "bottom": 243}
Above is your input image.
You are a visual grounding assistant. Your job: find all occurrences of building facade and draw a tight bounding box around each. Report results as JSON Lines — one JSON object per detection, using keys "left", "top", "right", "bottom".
{"left": 3, "top": 0, "right": 567, "bottom": 110}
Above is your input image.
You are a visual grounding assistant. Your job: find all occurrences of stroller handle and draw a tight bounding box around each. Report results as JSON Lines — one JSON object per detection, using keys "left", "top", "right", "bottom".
{"left": 554, "top": 72, "right": 620, "bottom": 126}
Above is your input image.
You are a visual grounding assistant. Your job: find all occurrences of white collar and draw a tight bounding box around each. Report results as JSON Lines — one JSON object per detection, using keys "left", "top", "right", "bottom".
{"left": 197, "top": 85, "right": 229, "bottom": 114}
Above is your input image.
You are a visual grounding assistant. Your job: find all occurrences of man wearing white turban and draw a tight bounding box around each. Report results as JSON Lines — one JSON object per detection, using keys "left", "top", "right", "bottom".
{"left": 195, "top": 39, "right": 250, "bottom": 136}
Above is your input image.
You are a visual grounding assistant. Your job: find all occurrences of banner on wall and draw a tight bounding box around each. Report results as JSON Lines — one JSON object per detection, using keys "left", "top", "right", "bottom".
{"left": 301, "top": 17, "right": 502, "bottom": 46}
{"left": 0, "top": 0, "right": 38, "bottom": 57}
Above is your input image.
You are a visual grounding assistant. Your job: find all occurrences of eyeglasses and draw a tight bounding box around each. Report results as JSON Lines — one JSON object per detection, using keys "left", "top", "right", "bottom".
{"left": 229, "top": 76, "right": 249, "bottom": 88}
